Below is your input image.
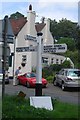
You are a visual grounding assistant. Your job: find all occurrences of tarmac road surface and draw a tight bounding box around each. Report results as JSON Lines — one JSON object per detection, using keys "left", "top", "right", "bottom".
{"left": 5, "top": 80, "right": 80, "bottom": 105}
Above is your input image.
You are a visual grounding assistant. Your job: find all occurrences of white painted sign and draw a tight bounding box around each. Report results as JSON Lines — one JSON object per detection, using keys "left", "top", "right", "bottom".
{"left": 54, "top": 43, "right": 67, "bottom": 53}
{"left": 43, "top": 45, "right": 56, "bottom": 53}
{"left": 44, "top": 43, "right": 67, "bottom": 53}
{"left": 16, "top": 43, "right": 67, "bottom": 53}
{"left": 16, "top": 46, "right": 37, "bottom": 52}
{"left": 24, "top": 35, "right": 37, "bottom": 42}
{"left": 30, "top": 96, "right": 53, "bottom": 110}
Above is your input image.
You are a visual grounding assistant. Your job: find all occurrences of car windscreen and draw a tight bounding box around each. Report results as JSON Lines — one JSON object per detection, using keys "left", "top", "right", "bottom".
{"left": 30, "top": 73, "right": 36, "bottom": 77}
{"left": 26, "top": 73, "right": 36, "bottom": 78}
{"left": 68, "top": 70, "right": 80, "bottom": 77}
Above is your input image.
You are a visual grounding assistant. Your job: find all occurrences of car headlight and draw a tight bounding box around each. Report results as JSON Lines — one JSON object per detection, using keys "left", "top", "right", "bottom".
{"left": 66, "top": 77, "right": 72, "bottom": 82}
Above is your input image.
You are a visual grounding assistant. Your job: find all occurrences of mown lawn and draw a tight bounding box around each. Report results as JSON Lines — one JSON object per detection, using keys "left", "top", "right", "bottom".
{"left": 2, "top": 95, "right": 80, "bottom": 119}
{"left": 0, "top": 97, "right": 2, "bottom": 120}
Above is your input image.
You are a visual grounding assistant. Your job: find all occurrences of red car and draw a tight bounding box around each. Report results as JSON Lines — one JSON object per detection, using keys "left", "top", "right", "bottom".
{"left": 18, "top": 72, "right": 48, "bottom": 88}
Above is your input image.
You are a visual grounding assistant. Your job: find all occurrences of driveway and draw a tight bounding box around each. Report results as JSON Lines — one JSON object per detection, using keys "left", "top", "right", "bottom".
{"left": 5, "top": 80, "right": 80, "bottom": 105}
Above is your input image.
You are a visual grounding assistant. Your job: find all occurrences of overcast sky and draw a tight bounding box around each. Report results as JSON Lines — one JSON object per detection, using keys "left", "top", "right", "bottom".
{"left": 0, "top": 0, "right": 79, "bottom": 23}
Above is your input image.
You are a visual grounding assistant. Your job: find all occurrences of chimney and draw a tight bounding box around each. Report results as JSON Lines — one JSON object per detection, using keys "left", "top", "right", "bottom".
{"left": 44, "top": 18, "right": 50, "bottom": 31}
{"left": 41, "top": 17, "right": 45, "bottom": 23}
{"left": 44, "top": 18, "right": 54, "bottom": 45}
{"left": 27, "top": 4, "right": 36, "bottom": 35}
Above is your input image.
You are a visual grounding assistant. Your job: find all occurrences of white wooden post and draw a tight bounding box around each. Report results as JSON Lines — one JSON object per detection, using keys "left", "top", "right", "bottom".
{"left": 35, "top": 32, "right": 43, "bottom": 96}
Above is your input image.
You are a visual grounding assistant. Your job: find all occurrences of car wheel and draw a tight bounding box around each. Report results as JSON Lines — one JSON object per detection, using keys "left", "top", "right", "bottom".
{"left": 7, "top": 81, "right": 9, "bottom": 84}
{"left": 62, "top": 83, "right": 66, "bottom": 91}
{"left": 54, "top": 80, "right": 57, "bottom": 86}
{"left": 53, "top": 78, "right": 58, "bottom": 86}
{"left": 26, "top": 82, "right": 30, "bottom": 88}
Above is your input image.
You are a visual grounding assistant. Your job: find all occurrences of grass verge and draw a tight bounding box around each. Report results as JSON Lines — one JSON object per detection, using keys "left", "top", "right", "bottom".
{"left": 2, "top": 95, "right": 80, "bottom": 119}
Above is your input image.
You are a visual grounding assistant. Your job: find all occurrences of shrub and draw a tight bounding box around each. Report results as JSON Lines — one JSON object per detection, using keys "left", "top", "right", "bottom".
{"left": 46, "top": 76, "right": 53, "bottom": 83}
{"left": 42, "top": 61, "right": 73, "bottom": 79}
{"left": 61, "top": 60, "right": 71, "bottom": 68}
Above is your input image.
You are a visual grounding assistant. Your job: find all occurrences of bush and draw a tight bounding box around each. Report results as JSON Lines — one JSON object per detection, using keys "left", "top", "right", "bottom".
{"left": 61, "top": 60, "right": 71, "bottom": 68}
{"left": 46, "top": 76, "right": 53, "bottom": 83}
{"left": 42, "top": 61, "right": 72, "bottom": 79}
{"left": 42, "top": 66, "right": 53, "bottom": 78}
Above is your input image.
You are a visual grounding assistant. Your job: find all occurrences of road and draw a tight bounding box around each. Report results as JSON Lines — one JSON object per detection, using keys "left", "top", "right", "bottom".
{"left": 5, "top": 80, "right": 80, "bottom": 105}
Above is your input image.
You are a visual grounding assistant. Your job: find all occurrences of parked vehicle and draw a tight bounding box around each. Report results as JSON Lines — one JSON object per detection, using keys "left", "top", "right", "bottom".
{"left": 53, "top": 68, "right": 80, "bottom": 91}
{"left": 18, "top": 72, "right": 48, "bottom": 88}
{"left": 0, "top": 70, "right": 9, "bottom": 84}
{"left": 0, "top": 70, "right": 3, "bottom": 84}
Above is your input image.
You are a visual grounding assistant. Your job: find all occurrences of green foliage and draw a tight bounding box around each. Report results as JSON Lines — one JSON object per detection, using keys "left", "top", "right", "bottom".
{"left": 31, "top": 67, "right": 36, "bottom": 73}
{"left": 42, "top": 62, "right": 72, "bottom": 82}
{"left": 42, "top": 64, "right": 62, "bottom": 79}
{"left": 57, "top": 37, "right": 76, "bottom": 51}
{"left": 63, "top": 50, "right": 79, "bottom": 68}
{"left": 62, "top": 60, "right": 71, "bottom": 68}
{"left": 42, "top": 66, "right": 53, "bottom": 78}
{"left": 50, "top": 18, "right": 78, "bottom": 40}
{"left": 46, "top": 75, "right": 53, "bottom": 83}
{"left": 50, "top": 18, "right": 79, "bottom": 68}
{"left": 10, "top": 12, "right": 24, "bottom": 19}
{"left": 75, "top": 26, "right": 80, "bottom": 50}
{"left": 2, "top": 95, "right": 79, "bottom": 119}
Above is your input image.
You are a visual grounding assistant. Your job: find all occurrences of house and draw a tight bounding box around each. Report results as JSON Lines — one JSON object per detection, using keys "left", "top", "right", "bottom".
{"left": 8, "top": 4, "right": 66, "bottom": 77}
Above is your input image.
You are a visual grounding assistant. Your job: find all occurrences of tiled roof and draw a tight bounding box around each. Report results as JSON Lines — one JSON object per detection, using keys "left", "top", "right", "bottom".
{"left": 10, "top": 17, "right": 27, "bottom": 36}
{"left": 10, "top": 17, "right": 46, "bottom": 36}
{"left": 35, "top": 23, "right": 46, "bottom": 32}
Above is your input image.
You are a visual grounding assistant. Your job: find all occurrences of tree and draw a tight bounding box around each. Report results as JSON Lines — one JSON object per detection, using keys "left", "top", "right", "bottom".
{"left": 10, "top": 12, "right": 24, "bottom": 19}
{"left": 62, "top": 60, "right": 71, "bottom": 68}
{"left": 50, "top": 18, "right": 78, "bottom": 40}
{"left": 50, "top": 19, "right": 58, "bottom": 39}
{"left": 57, "top": 37, "right": 76, "bottom": 51}
{"left": 75, "top": 26, "right": 80, "bottom": 50}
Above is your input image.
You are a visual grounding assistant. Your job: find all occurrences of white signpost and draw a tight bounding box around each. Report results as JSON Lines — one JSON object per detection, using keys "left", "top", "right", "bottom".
{"left": 16, "top": 35, "right": 67, "bottom": 95}
{"left": 16, "top": 44, "right": 67, "bottom": 53}
{"left": 23, "top": 32, "right": 53, "bottom": 110}
{"left": 16, "top": 32, "right": 67, "bottom": 110}
{"left": 35, "top": 32, "right": 43, "bottom": 96}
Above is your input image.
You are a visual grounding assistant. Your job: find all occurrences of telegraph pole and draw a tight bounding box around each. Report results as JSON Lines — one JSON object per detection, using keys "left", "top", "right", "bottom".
{"left": 2, "top": 16, "right": 8, "bottom": 98}
{"left": 35, "top": 32, "right": 43, "bottom": 96}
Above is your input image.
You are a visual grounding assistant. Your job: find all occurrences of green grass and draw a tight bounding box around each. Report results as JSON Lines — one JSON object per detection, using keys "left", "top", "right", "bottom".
{"left": 0, "top": 97, "right": 2, "bottom": 120}
{"left": 2, "top": 95, "right": 80, "bottom": 119}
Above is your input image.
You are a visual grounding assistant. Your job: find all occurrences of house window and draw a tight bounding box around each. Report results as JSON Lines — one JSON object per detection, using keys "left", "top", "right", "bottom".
{"left": 51, "top": 58, "right": 54, "bottom": 64}
{"left": 22, "top": 55, "right": 27, "bottom": 63}
{"left": 9, "top": 53, "right": 14, "bottom": 67}
{"left": 56, "top": 59, "right": 59, "bottom": 64}
{"left": 61, "top": 60, "right": 63, "bottom": 64}
{"left": 42, "top": 57, "right": 48, "bottom": 64}
{"left": 21, "top": 55, "right": 27, "bottom": 67}
{"left": 9, "top": 55, "right": 12, "bottom": 67}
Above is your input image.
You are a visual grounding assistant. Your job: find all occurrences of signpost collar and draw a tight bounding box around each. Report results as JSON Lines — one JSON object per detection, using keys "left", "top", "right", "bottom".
{"left": 37, "top": 32, "right": 43, "bottom": 36}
